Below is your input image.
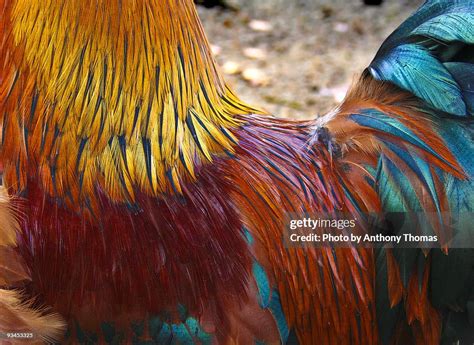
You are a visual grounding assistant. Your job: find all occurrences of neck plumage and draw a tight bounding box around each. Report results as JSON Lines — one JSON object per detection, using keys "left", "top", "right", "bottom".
{"left": 3, "top": 0, "right": 262, "bottom": 204}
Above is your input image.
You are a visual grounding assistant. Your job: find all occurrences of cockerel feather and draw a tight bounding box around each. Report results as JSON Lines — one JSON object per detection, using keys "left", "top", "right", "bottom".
{"left": 0, "top": 0, "right": 473, "bottom": 344}
{"left": 0, "top": 186, "right": 65, "bottom": 343}
{"left": 1, "top": 0, "right": 262, "bottom": 206}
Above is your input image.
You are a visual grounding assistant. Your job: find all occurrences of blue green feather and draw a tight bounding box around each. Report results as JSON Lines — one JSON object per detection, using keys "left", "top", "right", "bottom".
{"left": 369, "top": 44, "right": 466, "bottom": 116}
{"left": 370, "top": 0, "right": 474, "bottom": 117}
{"left": 350, "top": 109, "right": 449, "bottom": 164}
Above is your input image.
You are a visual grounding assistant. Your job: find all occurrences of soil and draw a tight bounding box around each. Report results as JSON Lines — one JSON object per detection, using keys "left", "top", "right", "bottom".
{"left": 197, "top": 0, "right": 424, "bottom": 119}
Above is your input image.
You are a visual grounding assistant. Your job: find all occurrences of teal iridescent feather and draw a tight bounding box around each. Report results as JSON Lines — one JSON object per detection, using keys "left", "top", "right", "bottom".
{"left": 370, "top": 0, "right": 474, "bottom": 117}
{"left": 253, "top": 261, "right": 271, "bottom": 308}
{"left": 370, "top": 44, "right": 466, "bottom": 115}
{"left": 244, "top": 228, "right": 291, "bottom": 344}
{"left": 67, "top": 314, "right": 213, "bottom": 345}
{"left": 445, "top": 63, "right": 474, "bottom": 114}
{"left": 353, "top": 1, "right": 474, "bottom": 343}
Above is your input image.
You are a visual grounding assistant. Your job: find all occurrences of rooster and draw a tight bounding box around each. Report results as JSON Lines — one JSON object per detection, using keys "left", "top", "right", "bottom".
{"left": 0, "top": 0, "right": 473, "bottom": 344}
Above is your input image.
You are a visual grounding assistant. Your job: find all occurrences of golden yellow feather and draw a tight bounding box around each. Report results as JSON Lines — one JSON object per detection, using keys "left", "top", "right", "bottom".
{"left": 1, "top": 0, "right": 263, "bottom": 208}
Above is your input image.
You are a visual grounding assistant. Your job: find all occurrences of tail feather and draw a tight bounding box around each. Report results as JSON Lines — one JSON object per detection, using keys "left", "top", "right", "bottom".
{"left": 366, "top": 1, "right": 474, "bottom": 343}
{"left": 317, "top": 1, "right": 474, "bottom": 343}
{"left": 365, "top": 0, "right": 474, "bottom": 239}
{"left": 370, "top": 0, "right": 474, "bottom": 118}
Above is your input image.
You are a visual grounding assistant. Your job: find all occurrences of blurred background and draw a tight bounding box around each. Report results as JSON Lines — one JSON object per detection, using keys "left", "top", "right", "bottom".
{"left": 196, "top": 0, "right": 423, "bottom": 119}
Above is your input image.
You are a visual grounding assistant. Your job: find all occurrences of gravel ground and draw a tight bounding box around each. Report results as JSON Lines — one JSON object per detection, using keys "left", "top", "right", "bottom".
{"left": 198, "top": 0, "right": 424, "bottom": 119}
